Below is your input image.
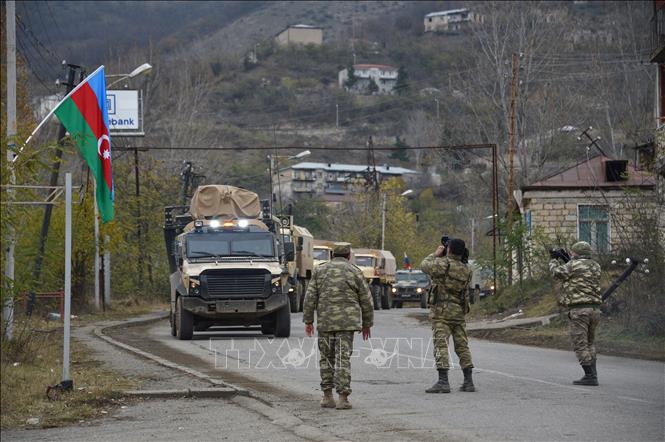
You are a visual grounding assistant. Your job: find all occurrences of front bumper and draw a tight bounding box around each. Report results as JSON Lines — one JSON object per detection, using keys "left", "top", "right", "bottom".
{"left": 181, "top": 293, "right": 288, "bottom": 321}
{"left": 392, "top": 290, "right": 425, "bottom": 301}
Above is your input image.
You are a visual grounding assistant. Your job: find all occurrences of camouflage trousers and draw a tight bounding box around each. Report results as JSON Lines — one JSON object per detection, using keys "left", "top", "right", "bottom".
{"left": 432, "top": 320, "right": 473, "bottom": 369}
{"left": 568, "top": 307, "right": 601, "bottom": 364}
{"left": 318, "top": 331, "right": 355, "bottom": 394}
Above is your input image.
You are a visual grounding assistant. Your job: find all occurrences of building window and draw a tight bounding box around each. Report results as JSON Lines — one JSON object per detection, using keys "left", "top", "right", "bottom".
{"left": 578, "top": 205, "right": 609, "bottom": 253}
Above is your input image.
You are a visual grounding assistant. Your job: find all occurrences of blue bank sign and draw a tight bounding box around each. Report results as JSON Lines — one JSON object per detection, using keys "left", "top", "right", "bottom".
{"left": 106, "top": 90, "right": 142, "bottom": 134}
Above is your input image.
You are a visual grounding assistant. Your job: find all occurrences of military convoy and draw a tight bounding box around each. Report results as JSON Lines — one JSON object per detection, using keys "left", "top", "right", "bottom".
{"left": 352, "top": 248, "right": 396, "bottom": 310}
{"left": 164, "top": 185, "right": 294, "bottom": 340}
{"left": 163, "top": 183, "right": 442, "bottom": 340}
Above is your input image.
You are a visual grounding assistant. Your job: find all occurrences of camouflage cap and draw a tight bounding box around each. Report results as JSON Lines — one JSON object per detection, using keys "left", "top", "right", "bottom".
{"left": 333, "top": 242, "right": 351, "bottom": 255}
{"left": 571, "top": 241, "right": 593, "bottom": 257}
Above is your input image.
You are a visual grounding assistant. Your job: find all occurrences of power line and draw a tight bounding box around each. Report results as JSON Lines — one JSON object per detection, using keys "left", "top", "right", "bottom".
{"left": 113, "top": 144, "right": 496, "bottom": 152}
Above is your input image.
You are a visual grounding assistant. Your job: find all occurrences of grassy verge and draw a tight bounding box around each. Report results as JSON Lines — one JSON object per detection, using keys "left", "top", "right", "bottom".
{"left": 0, "top": 300, "right": 165, "bottom": 430}
{"left": 468, "top": 315, "right": 665, "bottom": 361}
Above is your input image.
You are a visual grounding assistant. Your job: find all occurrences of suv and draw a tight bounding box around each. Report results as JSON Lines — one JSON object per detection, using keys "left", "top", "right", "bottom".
{"left": 391, "top": 270, "right": 431, "bottom": 308}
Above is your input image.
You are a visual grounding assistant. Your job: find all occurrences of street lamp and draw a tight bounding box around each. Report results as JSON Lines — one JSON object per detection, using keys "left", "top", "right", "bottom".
{"left": 381, "top": 189, "right": 413, "bottom": 250}
{"left": 107, "top": 62, "right": 153, "bottom": 88}
{"left": 268, "top": 150, "right": 311, "bottom": 216}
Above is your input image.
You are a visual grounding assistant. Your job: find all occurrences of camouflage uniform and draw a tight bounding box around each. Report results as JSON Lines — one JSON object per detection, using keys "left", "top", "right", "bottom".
{"left": 303, "top": 246, "right": 374, "bottom": 395}
{"left": 421, "top": 253, "right": 473, "bottom": 369}
{"left": 549, "top": 242, "right": 602, "bottom": 365}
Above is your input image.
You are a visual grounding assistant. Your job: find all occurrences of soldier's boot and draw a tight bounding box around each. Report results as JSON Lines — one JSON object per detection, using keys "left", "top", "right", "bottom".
{"left": 460, "top": 367, "right": 476, "bottom": 392}
{"left": 320, "top": 389, "right": 336, "bottom": 408}
{"left": 425, "top": 369, "right": 451, "bottom": 393}
{"left": 573, "top": 364, "right": 598, "bottom": 386}
{"left": 590, "top": 358, "right": 598, "bottom": 383}
{"left": 336, "top": 392, "right": 352, "bottom": 410}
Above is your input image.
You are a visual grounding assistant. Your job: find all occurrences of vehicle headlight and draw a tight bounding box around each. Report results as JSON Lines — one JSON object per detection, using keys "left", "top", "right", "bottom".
{"left": 416, "top": 287, "right": 423, "bottom": 293}
{"left": 209, "top": 219, "right": 221, "bottom": 228}
{"left": 238, "top": 219, "right": 249, "bottom": 228}
{"left": 391, "top": 287, "right": 397, "bottom": 293}
{"left": 189, "top": 279, "right": 201, "bottom": 295}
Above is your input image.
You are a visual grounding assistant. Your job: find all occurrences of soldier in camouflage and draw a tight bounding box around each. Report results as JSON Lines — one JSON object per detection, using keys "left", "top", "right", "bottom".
{"left": 303, "top": 243, "right": 374, "bottom": 410}
{"left": 549, "top": 241, "right": 602, "bottom": 386}
{"left": 421, "top": 238, "right": 474, "bottom": 394}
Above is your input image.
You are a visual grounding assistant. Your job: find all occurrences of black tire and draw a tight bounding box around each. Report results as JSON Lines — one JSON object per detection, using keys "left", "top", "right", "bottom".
{"left": 170, "top": 308, "right": 177, "bottom": 337}
{"left": 371, "top": 285, "right": 381, "bottom": 310}
{"left": 176, "top": 297, "right": 193, "bottom": 340}
{"left": 393, "top": 301, "right": 403, "bottom": 308}
{"left": 381, "top": 285, "right": 391, "bottom": 310}
{"left": 274, "top": 300, "right": 291, "bottom": 338}
{"left": 420, "top": 293, "right": 427, "bottom": 309}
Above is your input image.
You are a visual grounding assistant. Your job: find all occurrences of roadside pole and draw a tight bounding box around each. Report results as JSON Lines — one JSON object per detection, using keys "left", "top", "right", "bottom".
{"left": 3, "top": 0, "right": 17, "bottom": 340}
{"left": 62, "top": 172, "right": 73, "bottom": 389}
{"left": 104, "top": 235, "right": 111, "bottom": 306}
{"left": 381, "top": 193, "right": 387, "bottom": 250}
{"left": 94, "top": 181, "right": 100, "bottom": 309}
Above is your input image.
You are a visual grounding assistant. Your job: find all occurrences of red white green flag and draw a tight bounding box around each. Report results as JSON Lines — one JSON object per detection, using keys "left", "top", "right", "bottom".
{"left": 53, "top": 66, "right": 114, "bottom": 222}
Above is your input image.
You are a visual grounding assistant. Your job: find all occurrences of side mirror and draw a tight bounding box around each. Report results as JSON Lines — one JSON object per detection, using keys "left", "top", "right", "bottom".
{"left": 284, "top": 242, "right": 295, "bottom": 262}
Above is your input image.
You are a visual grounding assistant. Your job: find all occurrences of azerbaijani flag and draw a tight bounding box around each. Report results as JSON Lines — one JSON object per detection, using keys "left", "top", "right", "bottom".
{"left": 53, "top": 66, "right": 114, "bottom": 222}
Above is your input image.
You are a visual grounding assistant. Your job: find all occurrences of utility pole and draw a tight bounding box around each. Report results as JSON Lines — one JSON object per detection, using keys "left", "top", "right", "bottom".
{"left": 31, "top": 63, "right": 81, "bottom": 294}
{"left": 336, "top": 103, "right": 339, "bottom": 128}
{"left": 470, "top": 217, "right": 476, "bottom": 255}
{"left": 4, "top": 0, "right": 17, "bottom": 340}
{"left": 134, "top": 143, "right": 144, "bottom": 284}
{"left": 506, "top": 53, "right": 518, "bottom": 286}
{"left": 381, "top": 193, "right": 387, "bottom": 250}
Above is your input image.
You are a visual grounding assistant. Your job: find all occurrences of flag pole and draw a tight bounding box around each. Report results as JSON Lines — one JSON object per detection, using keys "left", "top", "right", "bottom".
{"left": 94, "top": 180, "right": 100, "bottom": 310}
{"left": 61, "top": 172, "right": 73, "bottom": 390}
{"left": 22, "top": 65, "right": 105, "bottom": 147}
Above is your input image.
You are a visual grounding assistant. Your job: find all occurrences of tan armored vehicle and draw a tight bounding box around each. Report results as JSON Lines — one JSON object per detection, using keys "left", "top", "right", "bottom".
{"left": 312, "top": 239, "right": 335, "bottom": 266}
{"left": 278, "top": 219, "right": 314, "bottom": 312}
{"left": 164, "top": 185, "right": 293, "bottom": 339}
{"left": 352, "top": 248, "right": 396, "bottom": 310}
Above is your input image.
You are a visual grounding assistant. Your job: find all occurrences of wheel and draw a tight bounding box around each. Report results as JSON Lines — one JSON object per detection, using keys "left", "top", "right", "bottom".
{"left": 371, "top": 285, "right": 381, "bottom": 310}
{"left": 392, "top": 301, "right": 402, "bottom": 308}
{"left": 381, "top": 285, "right": 391, "bottom": 310}
{"left": 176, "top": 297, "right": 193, "bottom": 340}
{"left": 420, "top": 293, "right": 427, "bottom": 309}
{"left": 170, "top": 308, "right": 177, "bottom": 337}
{"left": 274, "top": 300, "right": 291, "bottom": 337}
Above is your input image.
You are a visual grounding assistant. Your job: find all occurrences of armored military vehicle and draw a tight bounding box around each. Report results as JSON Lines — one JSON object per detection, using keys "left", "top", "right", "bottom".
{"left": 352, "top": 248, "right": 396, "bottom": 310}
{"left": 277, "top": 218, "right": 314, "bottom": 312}
{"left": 312, "top": 239, "right": 335, "bottom": 267}
{"left": 163, "top": 185, "right": 293, "bottom": 340}
{"left": 391, "top": 270, "right": 431, "bottom": 308}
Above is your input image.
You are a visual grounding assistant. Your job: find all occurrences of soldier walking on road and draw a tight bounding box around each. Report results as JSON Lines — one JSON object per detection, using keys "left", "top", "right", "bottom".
{"left": 549, "top": 241, "right": 602, "bottom": 386}
{"left": 303, "top": 243, "right": 374, "bottom": 410}
{"left": 421, "top": 238, "right": 474, "bottom": 393}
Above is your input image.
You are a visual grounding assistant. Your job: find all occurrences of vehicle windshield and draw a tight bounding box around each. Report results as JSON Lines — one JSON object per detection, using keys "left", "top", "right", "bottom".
{"left": 313, "top": 248, "right": 330, "bottom": 261}
{"left": 355, "top": 256, "right": 375, "bottom": 267}
{"left": 396, "top": 272, "right": 430, "bottom": 283}
{"left": 187, "top": 232, "right": 275, "bottom": 258}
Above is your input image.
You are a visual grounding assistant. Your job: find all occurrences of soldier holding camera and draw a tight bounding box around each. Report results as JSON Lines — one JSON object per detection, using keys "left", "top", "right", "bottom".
{"left": 421, "top": 237, "right": 474, "bottom": 393}
{"left": 549, "top": 241, "right": 602, "bottom": 386}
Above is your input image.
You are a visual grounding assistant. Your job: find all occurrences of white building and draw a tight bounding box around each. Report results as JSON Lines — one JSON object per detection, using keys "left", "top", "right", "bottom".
{"left": 424, "top": 8, "right": 483, "bottom": 33}
{"left": 338, "top": 64, "right": 399, "bottom": 95}
{"left": 274, "top": 162, "right": 419, "bottom": 204}
{"left": 274, "top": 24, "right": 323, "bottom": 46}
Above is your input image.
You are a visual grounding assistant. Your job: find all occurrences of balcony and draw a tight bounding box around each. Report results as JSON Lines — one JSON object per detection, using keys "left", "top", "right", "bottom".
{"left": 651, "top": 6, "right": 665, "bottom": 62}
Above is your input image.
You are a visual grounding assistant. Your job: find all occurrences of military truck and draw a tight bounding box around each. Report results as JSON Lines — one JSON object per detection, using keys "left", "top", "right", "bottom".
{"left": 277, "top": 219, "right": 314, "bottom": 313}
{"left": 391, "top": 270, "right": 431, "bottom": 308}
{"left": 312, "top": 239, "right": 335, "bottom": 267}
{"left": 352, "top": 248, "right": 396, "bottom": 310}
{"left": 164, "top": 185, "right": 294, "bottom": 340}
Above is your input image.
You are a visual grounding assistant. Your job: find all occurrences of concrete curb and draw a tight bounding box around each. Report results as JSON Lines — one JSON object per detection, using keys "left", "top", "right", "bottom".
{"left": 123, "top": 388, "right": 238, "bottom": 399}
{"left": 93, "top": 314, "right": 249, "bottom": 396}
{"left": 93, "top": 312, "right": 346, "bottom": 442}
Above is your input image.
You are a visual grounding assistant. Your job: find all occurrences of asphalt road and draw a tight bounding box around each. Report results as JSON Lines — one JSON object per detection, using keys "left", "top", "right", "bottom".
{"left": 111, "top": 309, "right": 664, "bottom": 442}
